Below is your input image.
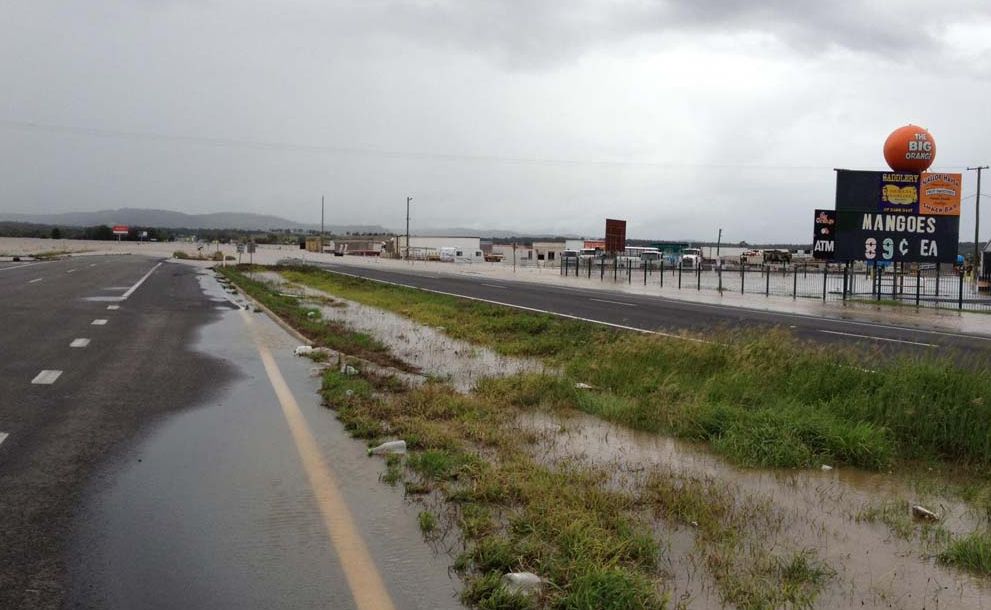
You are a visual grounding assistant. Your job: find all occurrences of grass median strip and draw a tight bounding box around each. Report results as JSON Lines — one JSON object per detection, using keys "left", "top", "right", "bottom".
{"left": 279, "top": 264, "right": 991, "bottom": 472}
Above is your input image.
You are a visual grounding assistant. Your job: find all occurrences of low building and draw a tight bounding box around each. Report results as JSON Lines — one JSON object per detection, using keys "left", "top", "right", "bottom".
{"left": 387, "top": 235, "right": 483, "bottom": 261}
{"left": 532, "top": 240, "right": 566, "bottom": 262}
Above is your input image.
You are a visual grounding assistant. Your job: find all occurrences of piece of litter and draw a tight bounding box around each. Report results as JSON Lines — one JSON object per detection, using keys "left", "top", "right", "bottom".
{"left": 911, "top": 505, "right": 939, "bottom": 521}
{"left": 368, "top": 440, "right": 406, "bottom": 456}
{"left": 574, "top": 382, "right": 596, "bottom": 390}
{"left": 820, "top": 464, "right": 833, "bottom": 471}
{"left": 501, "top": 572, "right": 543, "bottom": 595}
{"left": 689, "top": 521, "right": 699, "bottom": 528}
{"left": 294, "top": 345, "right": 314, "bottom": 357}
{"left": 306, "top": 310, "right": 317, "bottom": 317}
{"left": 342, "top": 364, "right": 359, "bottom": 376}
{"left": 345, "top": 389, "right": 354, "bottom": 398}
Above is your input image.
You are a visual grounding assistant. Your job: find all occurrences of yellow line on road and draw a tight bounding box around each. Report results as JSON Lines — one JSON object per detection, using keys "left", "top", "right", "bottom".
{"left": 241, "top": 310, "right": 396, "bottom": 610}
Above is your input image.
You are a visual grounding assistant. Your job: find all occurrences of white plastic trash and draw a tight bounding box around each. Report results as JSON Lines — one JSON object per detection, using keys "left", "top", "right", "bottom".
{"left": 820, "top": 464, "right": 833, "bottom": 471}
{"left": 911, "top": 505, "right": 939, "bottom": 521}
{"left": 294, "top": 345, "right": 314, "bottom": 357}
{"left": 501, "top": 572, "right": 543, "bottom": 595}
{"left": 574, "top": 382, "right": 596, "bottom": 390}
{"left": 368, "top": 440, "right": 407, "bottom": 456}
{"left": 342, "top": 364, "right": 359, "bottom": 376}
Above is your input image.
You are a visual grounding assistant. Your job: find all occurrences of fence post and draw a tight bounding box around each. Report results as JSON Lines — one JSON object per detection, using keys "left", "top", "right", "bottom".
{"left": 697, "top": 263, "right": 701, "bottom": 291}
{"left": 613, "top": 256, "right": 617, "bottom": 281}
{"left": 628, "top": 260, "right": 632, "bottom": 283}
{"left": 587, "top": 257, "right": 592, "bottom": 279}
{"left": 660, "top": 260, "right": 664, "bottom": 288}
{"left": 765, "top": 267, "right": 770, "bottom": 297}
{"left": 916, "top": 268, "right": 921, "bottom": 307}
{"left": 822, "top": 266, "right": 828, "bottom": 301}
{"left": 600, "top": 256, "right": 604, "bottom": 280}
{"left": 678, "top": 262, "right": 682, "bottom": 289}
{"left": 842, "top": 263, "right": 848, "bottom": 301}
{"left": 935, "top": 264, "right": 941, "bottom": 297}
{"left": 959, "top": 270, "right": 964, "bottom": 310}
{"left": 740, "top": 264, "right": 744, "bottom": 294}
{"left": 644, "top": 260, "right": 648, "bottom": 285}
{"left": 718, "top": 264, "right": 723, "bottom": 292}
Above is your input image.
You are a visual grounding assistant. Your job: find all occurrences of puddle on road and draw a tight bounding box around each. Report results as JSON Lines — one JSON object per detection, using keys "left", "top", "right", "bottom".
{"left": 68, "top": 271, "right": 462, "bottom": 610}
{"left": 523, "top": 410, "right": 991, "bottom": 609}
{"left": 262, "top": 272, "right": 543, "bottom": 392}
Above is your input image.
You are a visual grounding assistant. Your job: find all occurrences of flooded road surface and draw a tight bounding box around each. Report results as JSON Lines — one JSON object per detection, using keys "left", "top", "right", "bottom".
{"left": 524, "top": 410, "right": 991, "bottom": 609}
{"left": 67, "top": 269, "right": 462, "bottom": 609}
{"left": 264, "top": 271, "right": 543, "bottom": 392}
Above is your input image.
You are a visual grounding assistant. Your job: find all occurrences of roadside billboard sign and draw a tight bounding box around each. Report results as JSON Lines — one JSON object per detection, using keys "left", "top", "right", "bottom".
{"left": 604, "top": 219, "right": 627, "bottom": 254}
{"left": 812, "top": 209, "right": 836, "bottom": 260}
{"left": 833, "top": 169, "right": 960, "bottom": 263}
{"left": 112, "top": 225, "right": 129, "bottom": 236}
{"left": 919, "top": 172, "right": 963, "bottom": 216}
{"left": 833, "top": 210, "right": 959, "bottom": 263}
{"left": 246, "top": 242, "right": 256, "bottom": 254}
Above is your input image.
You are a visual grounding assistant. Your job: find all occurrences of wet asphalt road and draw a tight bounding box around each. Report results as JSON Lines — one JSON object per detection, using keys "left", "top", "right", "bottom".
{"left": 304, "top": 259, "right": 991, "bottom": 361}
{"left": 0, "top": 256, "right": 461, "bottom": 609}
{"left": 0, "top": 256, "right": 233, "bottom": 608}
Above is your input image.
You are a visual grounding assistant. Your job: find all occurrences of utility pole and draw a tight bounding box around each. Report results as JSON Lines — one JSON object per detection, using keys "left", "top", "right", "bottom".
{"left": 967, "top": 166, "right": 988, "bottom": 279}
{"left": 405, "top": 195, "right": 412, "bottom": 261}
{"left": 716, "top": 228, "right": 723, "bottom": 258}
{"left": 320, "top": 195, "right": 325, "bottom": 255}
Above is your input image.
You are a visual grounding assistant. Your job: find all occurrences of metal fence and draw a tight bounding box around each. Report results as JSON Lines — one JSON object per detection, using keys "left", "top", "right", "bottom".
{"left": 559, "top": 257, "right": 991, "bottom": 312}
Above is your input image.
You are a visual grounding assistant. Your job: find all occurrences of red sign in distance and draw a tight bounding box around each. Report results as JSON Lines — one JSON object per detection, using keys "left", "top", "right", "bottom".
{"left": 112, "top": 225, "right": 129, "bottom": 235}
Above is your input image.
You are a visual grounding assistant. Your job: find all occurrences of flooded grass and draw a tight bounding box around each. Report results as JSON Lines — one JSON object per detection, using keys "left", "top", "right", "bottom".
{"left": 940, "top": 532, "right": 991, "bottom": 576}
{"left": 283, "top": 265, "right": 991, "bottom": 474}
{"left": 249, "top": 263, "right": 991, "bottom": 604}
{"left": 321, "top": 369, "right": 669, "bottom": 609}
{"left": 218, "top": 266, "right": 414, "bottom": 371}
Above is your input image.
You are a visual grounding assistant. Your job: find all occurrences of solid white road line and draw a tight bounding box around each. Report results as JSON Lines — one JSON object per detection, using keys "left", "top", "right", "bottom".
{"left": 66, "top": 268, "right": 76, "bottom": 273}
{"left": 0, "top": 262, "right": 44, "bottom": 272}
{"left": 28, "top": 278, "right": 42, "bottom": 283}
{"left": 121, "top": 262, "right": 162, "bottom": 300}
{"left": 590, "top": 297, "right": 636, "bottom": 307}
{"left": 89, "top": 263, "right": 97, "bottom": 267}
{"left": 0, "top": 432, "right": 8, "bottom": 447}
{"left": 107, "top": 305, "right": 120, "bottom": 310}
{"left": 818, "top": 329, "right": 936, "bottom": 348}
{"left": 91, "top": 319, "right": 108, "bottom": 326}
{"left": 70, "top": 338, "right": 91, "bottom": 348}
{"left": 32, "top": 370, "right": 63, "bottom": 384}
{"left": 480, "top": 283, "right": 507, "bottom": 289}
{"left": 324, "top": 268, "right": 710, "bottom": 343}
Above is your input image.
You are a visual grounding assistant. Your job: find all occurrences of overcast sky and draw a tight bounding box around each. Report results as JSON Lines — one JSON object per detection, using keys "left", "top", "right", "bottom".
{"left": 2, "top": 1, "right": 990, "bottom": 241}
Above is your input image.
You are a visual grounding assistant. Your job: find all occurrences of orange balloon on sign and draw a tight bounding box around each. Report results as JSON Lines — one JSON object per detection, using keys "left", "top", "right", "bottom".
{"left": 883, "top": 124, "right": 936, "bottom": 173}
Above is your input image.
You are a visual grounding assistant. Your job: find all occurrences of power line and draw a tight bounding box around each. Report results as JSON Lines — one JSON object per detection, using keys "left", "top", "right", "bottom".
{"left": 3, "top": 117, "right": 970, "bottom": 172}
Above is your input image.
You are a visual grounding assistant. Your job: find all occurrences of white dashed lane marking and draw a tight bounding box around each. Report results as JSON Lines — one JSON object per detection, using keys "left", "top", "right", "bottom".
{"left": 0, "top": 432, "right": 7, "bottom": 447}
{"left": 28, "top": 278, "right": 42, "bottom": 283}
{"left": 91, "top": 319, "right": 108, "bottom": 326}
{"left": 31, "top": 370, "right": 63, "bottom": 385}
{"left": 107, "top": 305, "right": 119, "bottom": 310}
{"left": 66, "top": 269, "right": 76, "bottom": 274}
{"left": 70, "top": 338, "right": 91, "bottom": 348}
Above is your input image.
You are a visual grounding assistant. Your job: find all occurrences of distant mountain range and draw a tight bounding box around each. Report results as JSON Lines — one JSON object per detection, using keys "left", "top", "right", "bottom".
{"left": 0, "top": 208, "right": 388, "bottom": 234}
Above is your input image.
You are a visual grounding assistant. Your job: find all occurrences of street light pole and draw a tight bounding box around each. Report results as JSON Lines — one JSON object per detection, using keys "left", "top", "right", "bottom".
{"left": 405, "top": 195, "right": 412, "bottom": 261}
{"left": 320, "top": 195, "right": 324, "bottom": 254}
{"left": 967, "top": 166, "right": 988, "bottom": 278}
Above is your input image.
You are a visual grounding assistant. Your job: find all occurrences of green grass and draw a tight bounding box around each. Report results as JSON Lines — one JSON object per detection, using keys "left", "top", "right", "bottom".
{"left": 417, "top": 511, "right": 437, "bottom": 533}
{"left": 283, "top": 265, "right": 991, "bottom": 472}
{"left": 218, "top": 266, "right": 412, "bottom": 371}
{"left": 323, "top": 370, "right": 670, "bottom": 609}
{"left": 939, "top": 532, "right": 991, "bottom": 575}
